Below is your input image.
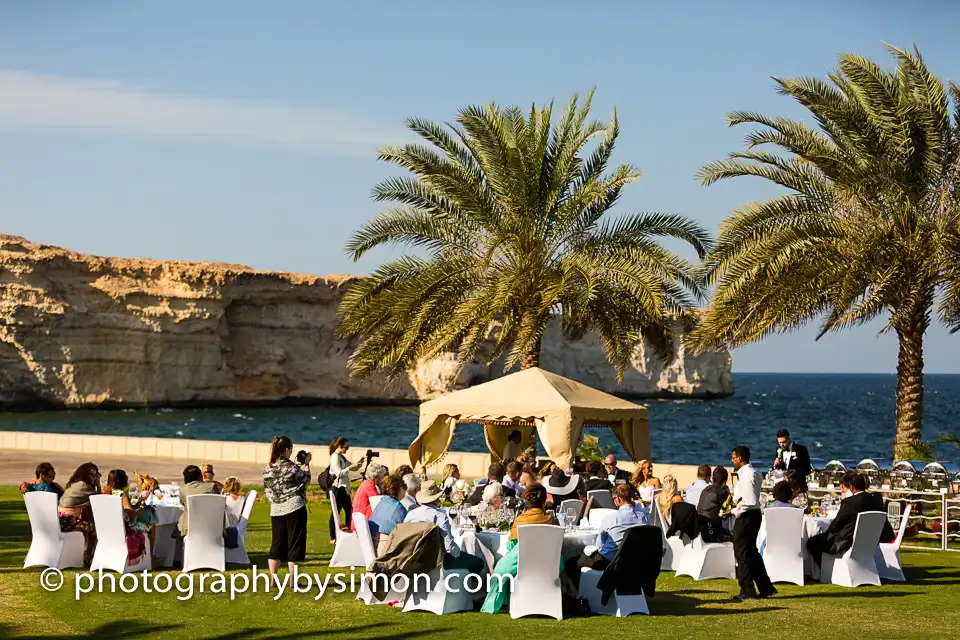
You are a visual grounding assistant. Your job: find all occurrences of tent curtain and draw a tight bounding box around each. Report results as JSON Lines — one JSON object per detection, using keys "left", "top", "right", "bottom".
{"left": 611, "top": 417, "right": 651, "bottom": 462}
{"left": 536, "top": 412, "right": 581, "bottom": 471}
{"left": 407, "top": 415, "right": 457, "bottom": 470}
{"left": 484, "top": 423, "right": 537, "bottom": 462}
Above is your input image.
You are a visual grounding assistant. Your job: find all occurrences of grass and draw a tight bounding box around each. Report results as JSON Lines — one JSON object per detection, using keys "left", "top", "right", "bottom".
{"left": 0, "top": 486, "right": 959, "bottom": 639}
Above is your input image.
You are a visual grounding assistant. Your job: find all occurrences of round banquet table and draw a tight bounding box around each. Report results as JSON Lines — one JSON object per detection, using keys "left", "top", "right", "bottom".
{"left": 455, "top": 526, "right": 599, "bottom": 572}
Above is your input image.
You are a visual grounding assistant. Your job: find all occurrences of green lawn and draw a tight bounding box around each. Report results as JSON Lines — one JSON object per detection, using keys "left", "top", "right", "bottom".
{"left": 1, "top": 486, "right": 958, "bottom": 639}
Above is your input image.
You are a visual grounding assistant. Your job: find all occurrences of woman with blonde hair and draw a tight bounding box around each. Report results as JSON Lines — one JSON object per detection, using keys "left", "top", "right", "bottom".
{"left": 656, "top": 475, "right": 681, "bottom": 524}
{"left": 631, "top": 459, "right": 661, "bottom": 505}
{"left": 222, "top": 476, "right": 244, "bottom": 526}
{"left": 660, "top": 474, "right": 698, "bottom": 541}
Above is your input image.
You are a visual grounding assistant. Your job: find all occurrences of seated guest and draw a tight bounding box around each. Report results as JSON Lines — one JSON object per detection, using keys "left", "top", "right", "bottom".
{"left": 539, "top": 460, "right": 558, "bottom": 478}
{"left": 401, "top": 473, "right": 420, "bottom": 509}
{"left": 661, "top": 475, "right": 697, "bottom": 541}
{"left": 19, "top": 462, "right": 65, "bottom": 499}
{"left": 222, "top": 476, "right": 245, "bottom": 526}
{"left": 503, "top": 461, "right": 524, "bottom": 494}
{"left": 481, "top": 483, "right": 561, "bottom": 614}
{"left": 697, "top": 466, "right": 731, "bottom": 543}
{"left": 786, "top": 468, "right": 809, "bottom": 510}
{"left": 470, "top": 481, "right": 505, "bottom": 518}
{"left": 369, "top": 475, "right": 409, "bottom": 554}
{"left": 403, "top": 484, "right": 485, "bottom": 574}
{"left": 352, "top": 462, "right": 388, "bottom": 530}
{"left": 58, "top": 462, "right": 101, "bottom": 564}
{"left": 465, "top": 463, "right": 516, "bottom": 506}
{"left": 541, "top": 468, "right": 582, "bottom": 508}
{"left": 103, "top": 469, "right": 155, "bottom": 566}
{"left": 502, "top": 429, "right": 524, "bottom": 462}
{"left": 685, "top": 465, "right": 711, "bottom": 507}
{"left": 200, "top": 463, "right": 224, "bottom": 493}
{"left": 631, "top": 459, "right": 661, "bottom": 505}
{"left": 767, "top": 481, "right": 799, "bottom": 509}
{"left": 583, "top": 460, "right": 614, "bottom": 494}
{"left": 178, "top": 464, "right": 220, "bottom": 537}
{"left": 807, "top": 472, "right": 895, "bottom": 567}
{"left": 518, "top": 463, "right": 536, "bottom": 490}
{"left": 603, "top": 455, "right": 632, "bottom": 486}
{"left": 566, "top": 483, "right": 648, "bottom": 587}
{"left": 441, "top": 463, "right": 461, "bottom": 489}
{"left": 393, "top": 465, "right": 415, "bottom": 480}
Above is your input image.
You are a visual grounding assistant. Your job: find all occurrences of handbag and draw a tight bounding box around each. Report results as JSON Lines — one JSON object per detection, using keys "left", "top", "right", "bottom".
{"left": 223, "top": 525, "right": 240, "bottom": 549}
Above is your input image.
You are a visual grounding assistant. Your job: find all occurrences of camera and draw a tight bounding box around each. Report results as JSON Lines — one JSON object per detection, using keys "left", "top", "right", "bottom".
{"left": 365, "top": 449, "right": 379, "bottom": 462}
{"left": 296, "top": 450, "right": 310, "bottom": 464}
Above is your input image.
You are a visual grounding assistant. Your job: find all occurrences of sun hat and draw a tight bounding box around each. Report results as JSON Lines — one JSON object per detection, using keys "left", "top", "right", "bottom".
{"left": 417, "top": 483, "right": 445, "bottom": 504}
{"left": 542, "top": 469, "right": 579, "bottom": 494}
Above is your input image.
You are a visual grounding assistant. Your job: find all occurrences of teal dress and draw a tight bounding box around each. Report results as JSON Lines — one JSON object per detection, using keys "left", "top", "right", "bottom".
{"left": 480, "top": 538, "right": 565, "bottom": 614}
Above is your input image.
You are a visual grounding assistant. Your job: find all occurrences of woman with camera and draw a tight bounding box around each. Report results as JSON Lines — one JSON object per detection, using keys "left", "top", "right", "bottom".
{"left": 328, "top": 437, "right": 365, "bottom": 544}
{"left": 263, "top": 435, "right": 311, "bottom": 578}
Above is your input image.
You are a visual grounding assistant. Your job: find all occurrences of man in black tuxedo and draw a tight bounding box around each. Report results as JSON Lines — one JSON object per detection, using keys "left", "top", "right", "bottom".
{"left": 464, "top": 462, "right": 516, "bottom": 506}
{"left": 773, "top": 429, "right": 812, "bottom": 479}
{"left": 583, "top": 460, "right": 614, "bottom": 494}
{"left": 807, "top": 472, "right": 895, "bottom": 567}
{"left": 603, "top": 455, "right": 632, "bottom": 486}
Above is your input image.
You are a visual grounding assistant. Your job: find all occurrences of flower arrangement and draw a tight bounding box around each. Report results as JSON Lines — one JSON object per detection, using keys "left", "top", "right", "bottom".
{"left": 720, "top": 494, "right": 741, "bottom": 516}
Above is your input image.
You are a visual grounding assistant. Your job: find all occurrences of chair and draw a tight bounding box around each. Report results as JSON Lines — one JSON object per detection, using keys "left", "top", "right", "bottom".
{"left": 587, "top": 490, "right": 615, "bottom": 509}
{"left": 402, "top": 567, "right": 473, "bottom": 615}
{"left": 182, "top": 494, "right": 227, "bottom": 572}
{"left": 875, "top": 504, "right": 912, "bottom": 582}
{"left": 225, "top": 490, "right": 256, "bottom": 565}
{"left": 578, "top": 567, "right": 649, "bottom": 616}
{"left": 510, "top": 524, "right": 564, "bottom": 620}
{"left": 587, "top": 508, "right": 616, "bottom": 528}
{"left": 559, "top": 499, "right": 583, "bottom": 524}
{"left": 89, "top": 494, "right": 152, "bottom": 573}
{"left": 369, "top": 495, "right": 383, "bottom": 512}
{"left": 329, "top": 490, "right": 365, "bottom": 567}
{"left": 355, "top": 513, "right": 408, "bottom": 605}
{"left": 653, "top": 502, "right": 686, "bottom": 571}
{"left": 821, "top": 511, "right": 886, "bottom": 587}
{"left": 23, "top": 492, "right": 85, "bottom": 570}
{"left": 676, "top": 536, "right": 736, "bottom": 580}
{"left": 761, "top": 507, "right": 804, "bottom": 586}
{"left": 473, "top": 478, "right": 489, "bottom": 489}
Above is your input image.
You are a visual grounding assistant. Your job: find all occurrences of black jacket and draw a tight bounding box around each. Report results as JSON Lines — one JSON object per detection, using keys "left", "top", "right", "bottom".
{"left": 596, "top": 525, "right": 663, "bottom": 605}
{"left": 825, "top": 491, "right": 895, "bottom": 554}
{"left": 607, "top": 468, "right": 632, "bottom": 486}
{"left": 666, "top": 502, "right": 698, "bottom": 541}
{"left": 464, "top": 482, "right": 516, "bottom": 507}
{"left": 583, "top": 477, "right": 614, "bottom": 494}
{"left": 774, "top": 443, "right": 812, "bottom": 478}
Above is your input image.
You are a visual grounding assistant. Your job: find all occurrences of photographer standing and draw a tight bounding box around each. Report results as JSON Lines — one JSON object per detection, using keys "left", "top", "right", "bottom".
{"left": 263, "top": 435, "right": 311, "bottom": 579}
{"left": 328, "top": 437, "right": 364, "bottom": 544}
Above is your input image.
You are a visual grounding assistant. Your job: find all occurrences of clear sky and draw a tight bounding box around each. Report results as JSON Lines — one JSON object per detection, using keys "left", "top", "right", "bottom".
{"left": 0, "top": 1, "right": 957, "bottom": 373}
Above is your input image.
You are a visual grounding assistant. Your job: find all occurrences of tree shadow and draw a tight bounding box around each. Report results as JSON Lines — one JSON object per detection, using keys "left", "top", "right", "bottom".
{"left": 647, "top": 593, "right": 787, "bottom": 617}
{"left": 208, "top": 623, "right": 453, "bottom": 640}
{"left": 0, "top": 620, "right": 182, "bottom": 639}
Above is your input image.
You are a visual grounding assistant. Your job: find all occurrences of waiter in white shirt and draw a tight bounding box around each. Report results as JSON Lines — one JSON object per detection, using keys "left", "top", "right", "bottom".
{"left": 729, "top": 446, "right": 776, "bottom": 602}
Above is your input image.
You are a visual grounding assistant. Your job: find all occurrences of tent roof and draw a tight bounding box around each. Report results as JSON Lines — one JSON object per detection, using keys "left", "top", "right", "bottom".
{"left": 418, "top": 367, "right": 646, "bottom": 421}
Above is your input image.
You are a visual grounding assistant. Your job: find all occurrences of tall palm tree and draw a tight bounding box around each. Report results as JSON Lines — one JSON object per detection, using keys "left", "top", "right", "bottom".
{"left": 338, "top": 90, "right": 711, "bottom": 384}
{"left": 691, "top": 45, "right": 960, "bottom": 459}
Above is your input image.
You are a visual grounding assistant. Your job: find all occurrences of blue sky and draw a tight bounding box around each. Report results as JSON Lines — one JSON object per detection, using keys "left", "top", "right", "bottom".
{"left": 0, "top": 1, "right": 957, "bottom": 373}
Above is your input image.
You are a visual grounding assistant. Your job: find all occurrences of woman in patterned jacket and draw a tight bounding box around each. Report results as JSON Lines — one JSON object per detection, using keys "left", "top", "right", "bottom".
{"left": 263, "top": 435, "right": 311, "bottom": 578}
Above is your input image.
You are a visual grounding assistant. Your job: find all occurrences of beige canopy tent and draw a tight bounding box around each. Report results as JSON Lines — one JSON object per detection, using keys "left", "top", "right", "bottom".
{"left": 408, "top": 367, "right": 650, "bottom": 471}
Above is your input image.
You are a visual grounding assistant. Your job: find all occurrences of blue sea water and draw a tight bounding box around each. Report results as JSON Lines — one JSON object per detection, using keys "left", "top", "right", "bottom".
{"left": 1, "top": 373, "right": 958, "bottom": 467}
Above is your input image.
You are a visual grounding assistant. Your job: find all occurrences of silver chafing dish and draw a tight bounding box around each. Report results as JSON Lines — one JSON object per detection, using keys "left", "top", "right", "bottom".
{"left": 856, "top": 459, "right": 893, "bottom": 487}
{"left": 920, "top": 461, "right": 959, "bottom": 490}
{"left": 890, "top": 460, "right": 926, "bottom": 489}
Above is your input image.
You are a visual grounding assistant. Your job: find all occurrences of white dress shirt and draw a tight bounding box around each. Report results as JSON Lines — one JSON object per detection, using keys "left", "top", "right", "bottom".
{"left": 403, "top": 503, "right": 459, "bottom": 556}
{"left": 732, "top": 463, "right": 763, "bottom": 517}
{"left": 685, "top": 479, "right": 708, "bottom": 507}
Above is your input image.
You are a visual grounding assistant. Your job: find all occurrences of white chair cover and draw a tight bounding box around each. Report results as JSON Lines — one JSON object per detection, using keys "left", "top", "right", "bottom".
{"left": 23, "top": 491, "right": 85, "bottom": 570}
{"left": 510, "top": 524, "right": 564, "bottom": 620}
{"left": 329, "top": 490, "right": 365, "bottom": 568}
{"left": 225, "top": 490, "right": 256, "bottom": 565}
{"left": 182, "top": 494, "right": 226, "bottom": 572}
{"left": 89, "top": 494, "right": 152, "bottom": 573}
{"left": 587, "top": 508, "right": 616, "bottom": 528}
{"left": 761, "top": 507, "right": 804, "bottom": 586}
{"left": 402, "top": 567, "right": 473, "bottom": 615}
{"left": 676, "top": 536, "right": 736, "bottom": 580}
{"left": 355, "top": 512, "right": 410, "bottom": 605}
{"left": 821, "top": 511, "right": 886, "bottom": 587}
{"left": 587, "top": 490, "right": 615, "bottom": 509}
{"left": 578, "top": 567, "right": 649, "bottom": 616}
{"left": 653, "top": 501, "right": 686, "bottom": 571}
{"left": 875, "top": 504, "right": 912, "bottom": 582}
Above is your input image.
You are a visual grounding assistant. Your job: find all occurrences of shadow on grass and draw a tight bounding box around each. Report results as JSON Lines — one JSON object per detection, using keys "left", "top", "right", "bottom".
{"left": 0, "top": 621, "right": 452, "bottom": 640}
{"left": 648, "top": 593, "right": 787, "bottom": 616}
{"left": 903, "top": 565, "right": 960, "bottom": 585}
{"left": 0, "top": 497, "right": 30, "bottom": 544}
{"left": 775, "top": 591, "right": 914, "bottom": 600}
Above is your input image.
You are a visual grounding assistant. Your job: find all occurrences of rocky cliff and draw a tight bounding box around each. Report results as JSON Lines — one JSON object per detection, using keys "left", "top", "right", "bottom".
{"left": 0, "top": 235, "right": 733, "bottom": 409}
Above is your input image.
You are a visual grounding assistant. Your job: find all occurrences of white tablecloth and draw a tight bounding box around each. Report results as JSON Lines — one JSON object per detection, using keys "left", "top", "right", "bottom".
{"left": 455, "top": 526, "right": 599, "bottom": 568}
{"left": 151, "top": 503, "right": 184, "bottom": 563}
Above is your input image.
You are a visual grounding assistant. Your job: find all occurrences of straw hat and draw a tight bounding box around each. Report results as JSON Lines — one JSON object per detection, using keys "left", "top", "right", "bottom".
{"left": 417, "top": 483, "right": 445, "bottom": 504}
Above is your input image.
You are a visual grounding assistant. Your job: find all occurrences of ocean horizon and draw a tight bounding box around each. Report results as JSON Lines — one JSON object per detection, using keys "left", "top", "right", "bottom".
{"left": 2, "top": 372, "right": 958, "bottom": 468}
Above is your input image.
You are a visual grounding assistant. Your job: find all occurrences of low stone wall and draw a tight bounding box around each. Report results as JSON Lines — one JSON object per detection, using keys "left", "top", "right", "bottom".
{"left": 0, "top": 431, "right": 707, "bottom": 486}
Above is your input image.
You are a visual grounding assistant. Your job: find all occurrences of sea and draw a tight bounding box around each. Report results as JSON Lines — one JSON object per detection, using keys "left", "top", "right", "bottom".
{"left": 1, "top": 373, "right": 958, "bottom": 467}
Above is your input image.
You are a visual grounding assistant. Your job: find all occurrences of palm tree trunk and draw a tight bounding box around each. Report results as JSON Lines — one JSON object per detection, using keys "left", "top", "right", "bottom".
{"left": 519, "top": 336, "right": 542, "bottom": 370}
{"left": 893, "top": 310, "right": 926, "bottom": 460}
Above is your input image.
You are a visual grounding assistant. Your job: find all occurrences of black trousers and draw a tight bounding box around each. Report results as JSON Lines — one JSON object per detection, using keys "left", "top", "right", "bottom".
{"left": 270, "top": 506, "right": 307, "bottom": 563}
{"left": 328, "top": 485, "right": 352, "bottom": 540}
{"left": 807, "top": 531, "right": 829, "bottom": 567}
{"left": 563, "top": 550, "right": 610, "bottom": 589}
{"left": 733, "top": 510, "right": 774, "bottom": 597}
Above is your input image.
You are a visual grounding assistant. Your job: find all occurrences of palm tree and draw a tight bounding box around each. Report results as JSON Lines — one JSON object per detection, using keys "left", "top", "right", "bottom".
{"left": 691, "top": 45, "right": 960, "bottom": 459}
{"left": 338, "top": 90, "right": 711, "bottom": 384}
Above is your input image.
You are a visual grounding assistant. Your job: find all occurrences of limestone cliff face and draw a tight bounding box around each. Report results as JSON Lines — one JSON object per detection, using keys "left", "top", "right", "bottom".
{"left": 0, "top": 235, "right": 732, "bottom": 409}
